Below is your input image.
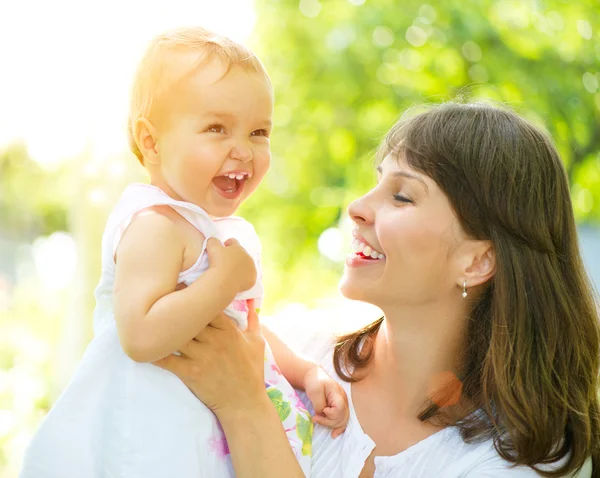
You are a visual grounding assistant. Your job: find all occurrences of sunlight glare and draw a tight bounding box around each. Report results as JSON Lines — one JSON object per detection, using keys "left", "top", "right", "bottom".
{"left": 0, "top": 0, "right": 256, "bottom": 169}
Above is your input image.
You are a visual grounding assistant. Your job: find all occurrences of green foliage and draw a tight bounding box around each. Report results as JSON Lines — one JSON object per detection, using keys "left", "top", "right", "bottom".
{"left": 243, "top": 0, "right": 600, "bottom": 304}
{"left": 0, "top": 145, "right": 69, "bottom": 240}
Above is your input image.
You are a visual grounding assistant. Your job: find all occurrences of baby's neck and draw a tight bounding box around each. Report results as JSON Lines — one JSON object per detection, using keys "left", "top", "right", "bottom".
{"left": 148, "top": 177, "right": 183, "bottom": 202}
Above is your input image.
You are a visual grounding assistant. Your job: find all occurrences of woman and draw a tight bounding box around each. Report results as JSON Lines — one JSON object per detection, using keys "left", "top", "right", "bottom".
{"left": 158, "top": 102, "right": 600, "bottom": 477}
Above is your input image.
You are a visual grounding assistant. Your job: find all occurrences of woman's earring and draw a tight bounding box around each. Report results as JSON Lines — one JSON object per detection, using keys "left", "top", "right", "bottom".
{"left": 462, "top": 281, "right": 468, "bottom": 299}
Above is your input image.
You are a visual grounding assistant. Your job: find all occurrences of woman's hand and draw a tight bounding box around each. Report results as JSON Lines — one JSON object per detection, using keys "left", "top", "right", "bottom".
{"left": 154, "top": 302, "right": 306, "bottom": 478}
{"left": 154, "top": 299, "right": 267, "bottom": 417}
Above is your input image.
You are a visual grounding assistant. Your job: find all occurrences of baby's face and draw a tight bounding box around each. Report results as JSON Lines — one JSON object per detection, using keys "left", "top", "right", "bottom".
{"left": 152, "top": 58, "right": 273, "bottom": 217}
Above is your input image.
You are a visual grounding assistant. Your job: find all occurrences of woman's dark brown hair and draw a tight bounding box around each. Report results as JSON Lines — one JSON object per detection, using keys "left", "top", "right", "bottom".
{"left": 334, "top": 102, "right": 600, "bottom": 477}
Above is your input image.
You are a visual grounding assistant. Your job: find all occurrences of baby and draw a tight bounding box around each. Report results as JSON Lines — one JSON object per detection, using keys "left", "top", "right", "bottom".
{"left": 20, "top": 27, "right": 348, "bottom": 478}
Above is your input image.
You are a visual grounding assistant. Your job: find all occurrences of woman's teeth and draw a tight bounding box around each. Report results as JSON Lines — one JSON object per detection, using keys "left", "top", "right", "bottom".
{"left": 352, "top": 239, "right": 386, "bottom": 260}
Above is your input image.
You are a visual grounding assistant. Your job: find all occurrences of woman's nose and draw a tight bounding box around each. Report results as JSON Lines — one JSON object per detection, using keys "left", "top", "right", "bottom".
{"left": 348, "top": 194, "right": 374, "bottom": 225}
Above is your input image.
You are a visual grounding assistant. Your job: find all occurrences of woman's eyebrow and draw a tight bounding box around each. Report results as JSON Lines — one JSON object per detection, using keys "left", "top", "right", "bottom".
{"left": 376, "top": 166, "right": 429, "bottom": 193}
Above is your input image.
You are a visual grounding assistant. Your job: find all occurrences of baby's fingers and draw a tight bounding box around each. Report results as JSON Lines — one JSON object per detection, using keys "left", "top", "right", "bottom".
{"left": 323, "top": 407, "right": 349, "bottom": 429}
{"left": 323, "top": 402, "right": 349, "bottom": 420}
{"left": 306, "top": 387, "right": 327, "bottom": 415}
{"left": 312, "top": 415, "right": 347, "bottom": 438}
{"left": 325, "top": 389, "right": 347, "bottom": 409}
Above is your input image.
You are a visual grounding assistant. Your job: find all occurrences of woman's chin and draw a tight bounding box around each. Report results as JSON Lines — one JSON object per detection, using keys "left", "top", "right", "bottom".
{"left": 339, "top": 276, "right": 371, "bottom": 303}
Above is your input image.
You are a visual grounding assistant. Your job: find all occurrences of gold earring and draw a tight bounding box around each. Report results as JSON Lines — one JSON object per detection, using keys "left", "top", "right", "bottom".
{"left": 462, "top": 281, "right": 467, "bottom": 299}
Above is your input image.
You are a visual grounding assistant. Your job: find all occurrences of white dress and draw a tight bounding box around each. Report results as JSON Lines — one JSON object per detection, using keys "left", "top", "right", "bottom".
{"left": 20, "top": 184, "right": 312, "bottom": 478}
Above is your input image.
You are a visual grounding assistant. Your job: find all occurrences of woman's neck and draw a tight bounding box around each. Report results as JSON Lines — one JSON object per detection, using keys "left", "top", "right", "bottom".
{"left": 366, "top": 301, "right": 467, "bottom": 417}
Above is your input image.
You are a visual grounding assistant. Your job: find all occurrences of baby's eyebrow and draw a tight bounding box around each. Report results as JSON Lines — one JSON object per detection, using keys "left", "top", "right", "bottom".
{"left": 203, "top": 111, "right": 234, "bottom": 119}
{"left": 204, "top": 111, "right": 272, "bottom": 129}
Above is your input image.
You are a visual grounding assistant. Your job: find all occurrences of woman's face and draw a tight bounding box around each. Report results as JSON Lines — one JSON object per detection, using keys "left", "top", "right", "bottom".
{"left": 340, "top": 154, "right": 468, "bottom": 308}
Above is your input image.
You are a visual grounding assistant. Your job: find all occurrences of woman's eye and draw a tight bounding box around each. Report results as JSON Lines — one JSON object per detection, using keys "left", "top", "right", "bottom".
{"left": 207, "top": 124, "right": 226, "bottom": 133}
{"left": 251, "top": 129, "right": 270, "bottom": 137}
{"left": 393, "top": 194, "right": 413, "bottom": 204}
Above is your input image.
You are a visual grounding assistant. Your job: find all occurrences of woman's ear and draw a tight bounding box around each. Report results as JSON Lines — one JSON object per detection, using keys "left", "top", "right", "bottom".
{"left": 460, "top": 241, "right": 495, "bottom": 288}
{"left": 133, "top": 117, "right": 160, "bottom": 165}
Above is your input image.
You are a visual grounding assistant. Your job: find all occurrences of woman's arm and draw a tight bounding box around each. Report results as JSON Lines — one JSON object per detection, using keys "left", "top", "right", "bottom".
{"left": 155, "top": 304, "right": 305, "bottom": 478}
{"left": 114, "top": 210, "right": 256, "bottom": 362}
{"left": 217, "top": 395, "right": 305, "bottom": 478}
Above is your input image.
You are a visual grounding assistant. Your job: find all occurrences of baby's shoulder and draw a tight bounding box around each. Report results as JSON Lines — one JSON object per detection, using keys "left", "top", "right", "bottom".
{"left": 214, "top": 216, "right": 261, "bottom": 251}
{"left": 214, "top": 216, "right": 257, "bottom": 233}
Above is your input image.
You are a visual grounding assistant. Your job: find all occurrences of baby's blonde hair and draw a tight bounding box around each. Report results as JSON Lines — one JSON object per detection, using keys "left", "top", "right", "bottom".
{"left": 128, "top": 26, "right": 270, "bottom": 164}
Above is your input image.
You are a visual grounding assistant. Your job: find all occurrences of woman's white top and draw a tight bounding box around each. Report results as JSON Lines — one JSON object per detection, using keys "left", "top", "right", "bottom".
{"left": 20, "top": 184, "right": 312, "bottom": 478}
{"left": 293, "top": 331, "right": 593, "bottom": 478}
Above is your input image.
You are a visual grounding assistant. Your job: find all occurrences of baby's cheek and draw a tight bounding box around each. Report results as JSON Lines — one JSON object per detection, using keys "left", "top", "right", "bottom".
{"left": 254, "top": 147, "right": 271, "bottom": 172}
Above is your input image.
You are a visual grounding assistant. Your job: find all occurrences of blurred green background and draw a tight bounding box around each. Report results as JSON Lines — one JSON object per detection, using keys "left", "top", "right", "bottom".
{"left": 1, "top": 0, "right": 599, "bottom": 475}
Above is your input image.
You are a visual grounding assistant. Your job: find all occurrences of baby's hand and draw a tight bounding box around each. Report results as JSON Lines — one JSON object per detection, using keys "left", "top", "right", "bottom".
{"left": 302, "top": 365, "right": 349, "bottom": 438}
{"left": 206, "top": 237, "right": 257, "bottom": 293}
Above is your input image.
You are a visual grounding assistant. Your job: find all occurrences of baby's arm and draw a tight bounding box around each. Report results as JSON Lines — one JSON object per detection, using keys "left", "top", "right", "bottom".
{"left": 113, "top": 209, "right": 256, "bottom": 363}
{"left": 263, "top": 326, "right": 349, "bottom": 437}
{"left": 262, "top": 325, "right": 316, "bottom": 388}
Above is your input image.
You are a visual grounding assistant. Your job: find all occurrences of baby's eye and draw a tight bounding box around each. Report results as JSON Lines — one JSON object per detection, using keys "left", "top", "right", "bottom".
{"left": 207, "top": 124, "right": 226, "bottom": 134}
{"left": 251, "top": 129, "right": 270, "bottom": 137}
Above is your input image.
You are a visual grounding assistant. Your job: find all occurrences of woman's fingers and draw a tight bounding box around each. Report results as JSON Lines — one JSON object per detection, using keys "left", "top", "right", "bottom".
{"left": 154, "top": 353, "right": 190, "bottom": 377}
{"left": 154, "top": 301, "right": 266, "bottom": 414}
{"left": 177, "top": 339, "right": 199, "bottom": 357}
{"left": 246, "top": 299, "right": 260, "bottom": 334}
{"left": 206, "top": 312, "right": 237, "bottom": 331}
{"left": 244, "top": 300, "right": 266, "bottom": 359}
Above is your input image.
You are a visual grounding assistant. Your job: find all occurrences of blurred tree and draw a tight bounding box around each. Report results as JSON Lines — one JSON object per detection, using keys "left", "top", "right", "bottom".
{"left": 246, "top": 0, "right": 600, "bottom": 306}
{"left": 0, "top": 145, "right": 69, "bottom": 240}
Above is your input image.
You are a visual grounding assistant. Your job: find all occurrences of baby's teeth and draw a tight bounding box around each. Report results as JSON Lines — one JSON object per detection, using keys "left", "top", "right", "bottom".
{"left": 378, "top": 253, "right": 385, "bottom": 260}
{"left": 370, "top": 250, "right": 379, "bottom": 259}
{"left": 227, "top": 174, "right": 236, "bottom": 179}
{"left": 235, "top": 174, "right": 244, "bottom": 180}
{"left": 363, "top": 245, "right": 372, "bottom": 256}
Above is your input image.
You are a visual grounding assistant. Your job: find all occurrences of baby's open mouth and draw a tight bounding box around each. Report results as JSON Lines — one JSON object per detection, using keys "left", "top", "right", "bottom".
{"left": 212, "top": 171, "right": 251, "bottom": 195}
